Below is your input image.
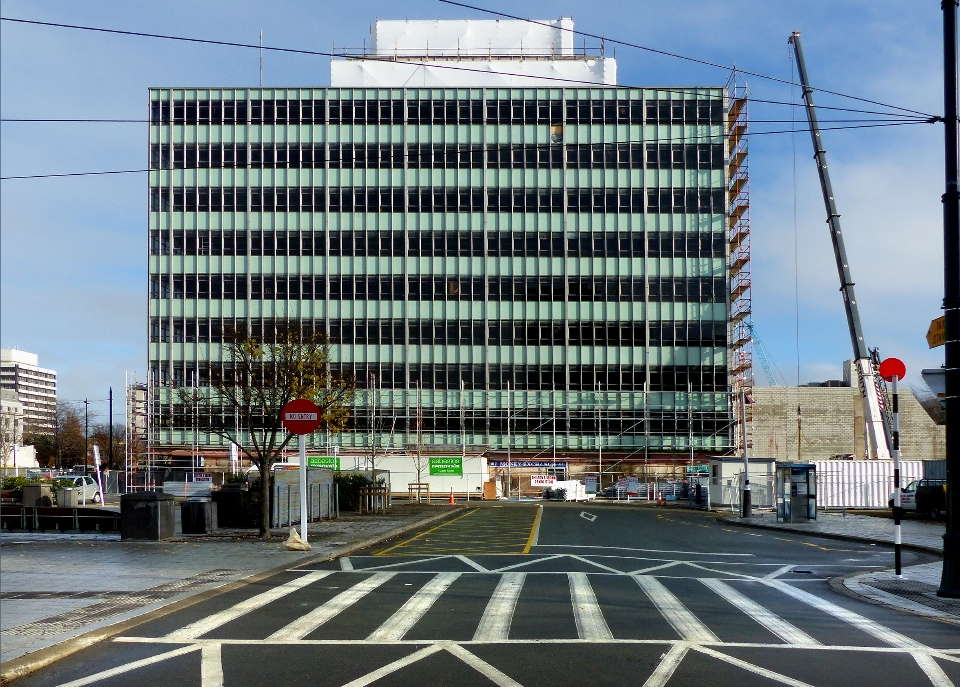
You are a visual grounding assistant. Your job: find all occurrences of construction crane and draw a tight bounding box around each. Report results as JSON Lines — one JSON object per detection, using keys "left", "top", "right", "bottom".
{"left": 748, "top": 323, "right": 781, "bottom": 387}
{"left": 788, "top": 32, "right": 891, "bottom": 459}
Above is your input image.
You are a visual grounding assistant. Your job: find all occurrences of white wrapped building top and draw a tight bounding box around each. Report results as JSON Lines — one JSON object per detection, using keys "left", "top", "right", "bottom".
{"left": 331, "top": 18, "right": 616, "bottom": 88}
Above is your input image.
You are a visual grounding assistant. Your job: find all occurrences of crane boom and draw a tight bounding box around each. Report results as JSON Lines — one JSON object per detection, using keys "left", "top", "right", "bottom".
{"left": 788, "top": 31, "right": 891, "bottom": 459}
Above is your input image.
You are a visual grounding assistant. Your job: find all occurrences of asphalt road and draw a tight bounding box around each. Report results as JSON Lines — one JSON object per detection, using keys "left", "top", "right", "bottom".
{"left": 12, "top": 503, "right": 960, "bottom": 687}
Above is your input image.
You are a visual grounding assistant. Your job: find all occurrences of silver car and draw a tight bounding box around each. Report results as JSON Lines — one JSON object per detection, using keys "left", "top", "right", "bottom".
{"left": 70, "top": 475, "right": 102, "bottom": 503}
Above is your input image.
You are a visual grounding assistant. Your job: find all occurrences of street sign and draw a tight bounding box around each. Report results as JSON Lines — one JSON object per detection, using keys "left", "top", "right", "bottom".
{"left": 530, "top": 475, "right": 556, "bottom": 487}
{"left": 429, "top": 456, "right": 463, "bottom": 476}
{"left": 307, "top": 456, "right": 340, "bottom": 470}
{"left": 686, "top": 465, "right": 710, "bottom": 474}
{"left": 879, "top": 357, "right": 907, "bottom": 382}
{"left": 281, "top": 399, "right": 321, "bottom": 435}
{"left": 927, "top": 316, "right": 946, "bottom": 348}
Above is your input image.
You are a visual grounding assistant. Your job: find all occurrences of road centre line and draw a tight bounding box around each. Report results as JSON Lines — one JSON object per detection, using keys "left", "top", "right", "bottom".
{"left": 267, "top": 572, "right": 396, "bottom": 641}
{"left": 367, "top": 573, "right": 462, "bottom": 641}
{"left": 700, "top": 578, "right": 819, "bottom": 646}
{"left": 634, "top": 575, "right": 719, "bottom": 643}
{"left": 568, "top": 572, "right": 614, "bottom": 640}
{"left": 642, "top": 643, "right": 689, "bottom": 687}
{"left": 473, "top": 573, "right": 526, "bottom": 641}
{"left": 165, "top": 571, "right": 333, "bottom": 641}
{"left": 534, "top": 544, "right": 752, "bottom": 557}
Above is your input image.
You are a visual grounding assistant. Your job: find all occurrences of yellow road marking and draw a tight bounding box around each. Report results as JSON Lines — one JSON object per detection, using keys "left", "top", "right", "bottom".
{"left": 375, "top": 509, "right": 478, "bottom": 556}
{"left": 521, "top": 506, "right": 543, "bottom": 554}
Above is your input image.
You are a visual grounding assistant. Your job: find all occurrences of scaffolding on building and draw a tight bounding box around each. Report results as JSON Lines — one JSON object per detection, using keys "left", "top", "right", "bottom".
{"left": 727, "top": 73, "right": 753, "bottom": 454}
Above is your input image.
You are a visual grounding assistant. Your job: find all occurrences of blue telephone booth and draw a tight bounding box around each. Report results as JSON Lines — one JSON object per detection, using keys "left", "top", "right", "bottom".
{"left": 776, "top": 463, "right": 816, "bottom": 522}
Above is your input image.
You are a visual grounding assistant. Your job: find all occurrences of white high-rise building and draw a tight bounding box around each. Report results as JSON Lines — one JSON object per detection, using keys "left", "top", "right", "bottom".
{"left": 0, "top": 349, "right": 57, "bottom": 433}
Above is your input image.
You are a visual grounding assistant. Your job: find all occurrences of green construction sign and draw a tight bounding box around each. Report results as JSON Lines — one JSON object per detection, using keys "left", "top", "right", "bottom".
{"left": 686, "top": 465, "right": 709, "bottom": 474}
{"left": 307, "top": 456, "right": 340, "bottom": 470}
{"left": 429, "top": 456, "right": 463, "bottom": 476}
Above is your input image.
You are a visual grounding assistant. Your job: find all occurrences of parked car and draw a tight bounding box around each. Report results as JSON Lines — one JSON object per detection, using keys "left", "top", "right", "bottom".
{"left": 889, "top": 479, "right": 947, "bottom": 520}
{"left": 69, "top": 475, "right": 102, "bottom": 503}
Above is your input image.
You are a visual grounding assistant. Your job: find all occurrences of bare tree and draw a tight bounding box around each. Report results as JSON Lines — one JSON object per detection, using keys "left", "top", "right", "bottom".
{"left": 178, "top": 325, "right": 354, "bottom": 539}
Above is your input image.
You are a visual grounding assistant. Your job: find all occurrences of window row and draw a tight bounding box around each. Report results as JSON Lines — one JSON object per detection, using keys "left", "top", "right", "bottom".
{"left": 151, "top": 229, "right": 725, "bottom": 259}
{"left": 150, "top": 317, "right": 726, "bottom": 348}
{"left": 148, "top": 142, "right": 724, "bottom": 171}
{"left": 150, "top": 274, "right": 726, "bottom": 303}
{"left": 152, "top": 97, "right": 720, "bottom": 125}
{"left": 152, "top": 186, "right": 725, "bottom": 215}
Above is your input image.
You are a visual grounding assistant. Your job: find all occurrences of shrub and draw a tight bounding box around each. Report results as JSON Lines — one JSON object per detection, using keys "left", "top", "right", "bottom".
{"left": 334, "top": 472, "right": 371, "bottom": 512}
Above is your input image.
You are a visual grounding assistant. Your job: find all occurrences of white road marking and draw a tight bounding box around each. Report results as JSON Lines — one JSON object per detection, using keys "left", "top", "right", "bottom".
{"left": 642, "top": 643, "right": 689, "bottom": 687}
{"left": 267, "top": 572, "right": 396, "bottom": 641}
{"left": 580, "top": 512, "right": 597, "bottom": 522}
{"left": 338, "top": 556, "right": 451, "bottom": 572}
{"left": 166, "top": 571, "right": 333, "bottom": 640}
{"left": 445, "top": 644, "right": 525, "bottom": 687}
{"left": 534, "top": 544, "right": 751, "bottom": 556}
{"left": 200, "top": 643, "right": 223, "bottom": 687}
{"left": 340, "top": 557, "right": 354, "bottom": 571}
{"left": 339, "top": 644, "right": 443, "bottom": 687}
{"left": 566, "top": 554, "right": 625, "bottom": 574}
{"left": 531, "top": 505, "right": 543, "bottom": 547}
{"left": 55, "top": 644, "right": 200, "bottom": 687}
{"left": 474, "top": 573, "right": 526, "bottom": 641}
{"left": 764, "top": 579, "right": 927, "bottom": 649}
{"left": 764, "top": 565, "right": 794, "bottom": 580}
{"left": 490, "top": 555, "right": 565, "bottom": 572}
{"left": 456, "top": 555, "right": 489, "bottom": 572}
{"left": 634, "top": 575, "right": 719, "bottom": 643}
{"left": 913, "top": 653, "right": 957, "bottom": 687}
{"left": 692, "top": 644, "right": 816, "bottom": 687}
{"left": 568, "top": 572, "right": 613, "bottom": 640}
{"left": 628, "top": 561, "right": 685, "bottom": 575}
{"left": 700, "top": 578, "right": 818, "bottom": 646}
{"left": 367, "top": 572, "right": 462, "bottom": 641}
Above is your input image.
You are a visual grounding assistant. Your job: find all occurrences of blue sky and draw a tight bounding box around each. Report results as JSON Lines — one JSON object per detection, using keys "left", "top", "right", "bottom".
{"left": 0, "top": 0, "right": 947, "bottom": 411}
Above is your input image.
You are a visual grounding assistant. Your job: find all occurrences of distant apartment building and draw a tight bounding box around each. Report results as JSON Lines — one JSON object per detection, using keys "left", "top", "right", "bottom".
{"left": 0, "top": 349, "right": 57, "bottom": 433}
{"left": 148, "top": 17, "right": 741, "bottom": 465}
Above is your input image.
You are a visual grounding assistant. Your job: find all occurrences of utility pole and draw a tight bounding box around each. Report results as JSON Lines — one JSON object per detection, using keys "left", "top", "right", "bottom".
{"left": 741, "top": 387, "right": 751, "bottom": 518}
{"left": 941, "top": 0, "right": 960, "bottom": 598}
{"left": 84, "top": 399, "right": 89, "bottom": 474}
{"left": 109, "top": 387, "right": 113, "bottom": 471}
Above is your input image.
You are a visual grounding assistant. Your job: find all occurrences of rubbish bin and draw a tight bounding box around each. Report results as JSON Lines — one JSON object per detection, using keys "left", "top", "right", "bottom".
{"left": 120, "top": 491, "right": 175, "bottom": 540}
{"left": 57, "top": 488, "right": 79, "bottom": 508}
{"left": 181, "top": 499, "right": 218, "bottom": 534}
{"left": 22, "top": 483, "right": 53, "bottom": 508}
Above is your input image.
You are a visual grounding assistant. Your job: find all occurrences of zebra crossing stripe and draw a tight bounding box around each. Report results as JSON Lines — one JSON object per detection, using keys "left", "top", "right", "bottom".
{"left": 764, "top": 579, "right": 927, "bottom": 649}
{"left": 166, "top": 571, "right": 333, "bottom": 641}
{"left": 473, "top": 573, "right": 526, "bottom": 641}
{"left": 568, "top": 572, "right": 613, "bottom": 640}
{"left": 642, "top": 643, "right": 689, "bottom": 687}
{"left": 267, "top": 572, "right": 396, "bottom": 641}
{"left": 700, "top": 578, "right": 818, "bottom": 646}
{"left": 367, "top": 572, "right": 462, "bottom": 641}
{"left": 634, "top": 575, "right": 719, "bottom": 643}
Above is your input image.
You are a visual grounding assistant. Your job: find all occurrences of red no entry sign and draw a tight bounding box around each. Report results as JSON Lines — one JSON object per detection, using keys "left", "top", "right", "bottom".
{"left": 878, "top": 357, "right": 907, "bottom": 382}
{"left": 281, "top": 398, "right": 321, "bottom": 435}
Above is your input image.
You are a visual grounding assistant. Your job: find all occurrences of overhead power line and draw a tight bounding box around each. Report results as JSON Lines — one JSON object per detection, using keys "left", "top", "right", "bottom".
{"left": 0, "top": 119, "right": 931, "bottom": 181}
{"left": 0, "top": 15, "right": 936, "bottom": 118}
{"left": 438, "top": 0, "right": 937, "bottom": 119}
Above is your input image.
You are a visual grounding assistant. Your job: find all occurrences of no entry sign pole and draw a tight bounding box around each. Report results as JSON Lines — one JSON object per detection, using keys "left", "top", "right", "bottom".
{"left": 880, "top": 358, "right": 906, "bottom": 576}
{"left": 282, "top": 399, "right": 322, "bottom": 544}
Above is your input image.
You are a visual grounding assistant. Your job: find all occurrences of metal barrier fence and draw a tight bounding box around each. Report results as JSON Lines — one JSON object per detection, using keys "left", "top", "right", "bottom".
{"left": 272, "top": 478, "right": 336, "bottom": 529}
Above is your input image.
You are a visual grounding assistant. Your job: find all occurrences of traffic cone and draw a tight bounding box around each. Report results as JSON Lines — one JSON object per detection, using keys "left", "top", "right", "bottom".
{"left": 657, "top": 491, "right": 665, "bottom": 507}
{"left": 449, "top": 488, "right": 455, "bottom": 504}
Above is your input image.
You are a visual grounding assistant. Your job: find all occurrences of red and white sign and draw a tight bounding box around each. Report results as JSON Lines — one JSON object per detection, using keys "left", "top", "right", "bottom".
{"left": 192, "top": 473, "right": 212, "bottom": 483}
{"left": 530, "top": 475, "right": 557, "bottom": 487}
{"left": 879, "top": 357, "right": 907, "bottom": 382}
{"left": 281, "top": 399, "right": 322, "bottom": 435}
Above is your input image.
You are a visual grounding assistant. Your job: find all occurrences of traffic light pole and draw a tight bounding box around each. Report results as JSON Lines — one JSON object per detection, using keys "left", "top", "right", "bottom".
{"left": 940, "top": 0, "right": 960, "bottom": 598}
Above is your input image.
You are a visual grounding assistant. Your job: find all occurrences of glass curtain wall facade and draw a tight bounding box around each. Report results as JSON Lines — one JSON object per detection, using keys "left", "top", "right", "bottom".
{"left": 148, "top": 88, "right": 731, "bottom": 456}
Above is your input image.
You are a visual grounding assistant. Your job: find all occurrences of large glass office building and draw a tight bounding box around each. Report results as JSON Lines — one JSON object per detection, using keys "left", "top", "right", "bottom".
{"left": 148, "top": 18, "right": 737, "bottom": 463}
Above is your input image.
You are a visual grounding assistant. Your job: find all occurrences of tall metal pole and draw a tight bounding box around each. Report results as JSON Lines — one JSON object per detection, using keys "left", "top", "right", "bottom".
{"left": 299, "top": 433, "right": 308, "bottom": 543}
{"left": 506, "top": 381, "right": 511, "bottom": 499}
{"left": 597, "top": 381, "right": 602, "bottom": 490}
{"left": 892, "top": 375, "right": 902, "bottom": 576}
{"left": 108, "top": 387, "right": 113, "bottom": 471}
{"left": 687, "top": 381, "right": 694, "bottom": 470}
{"left": 84, "top": 399, "right": 89, "bottom": 474}
{"left": 741, "top": 387, "right": 752, "bottom": 518}
{"left": 941, "top": 0, "right": 960, "bottom": 598}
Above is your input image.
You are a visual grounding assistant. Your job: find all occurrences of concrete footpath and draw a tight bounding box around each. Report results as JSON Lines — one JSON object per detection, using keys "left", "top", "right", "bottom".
{"left": 0, "top": 503, "right": 460, "bottom": 675}
{"left": 722, "top": 509, "right": 960, "bottom": 625}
